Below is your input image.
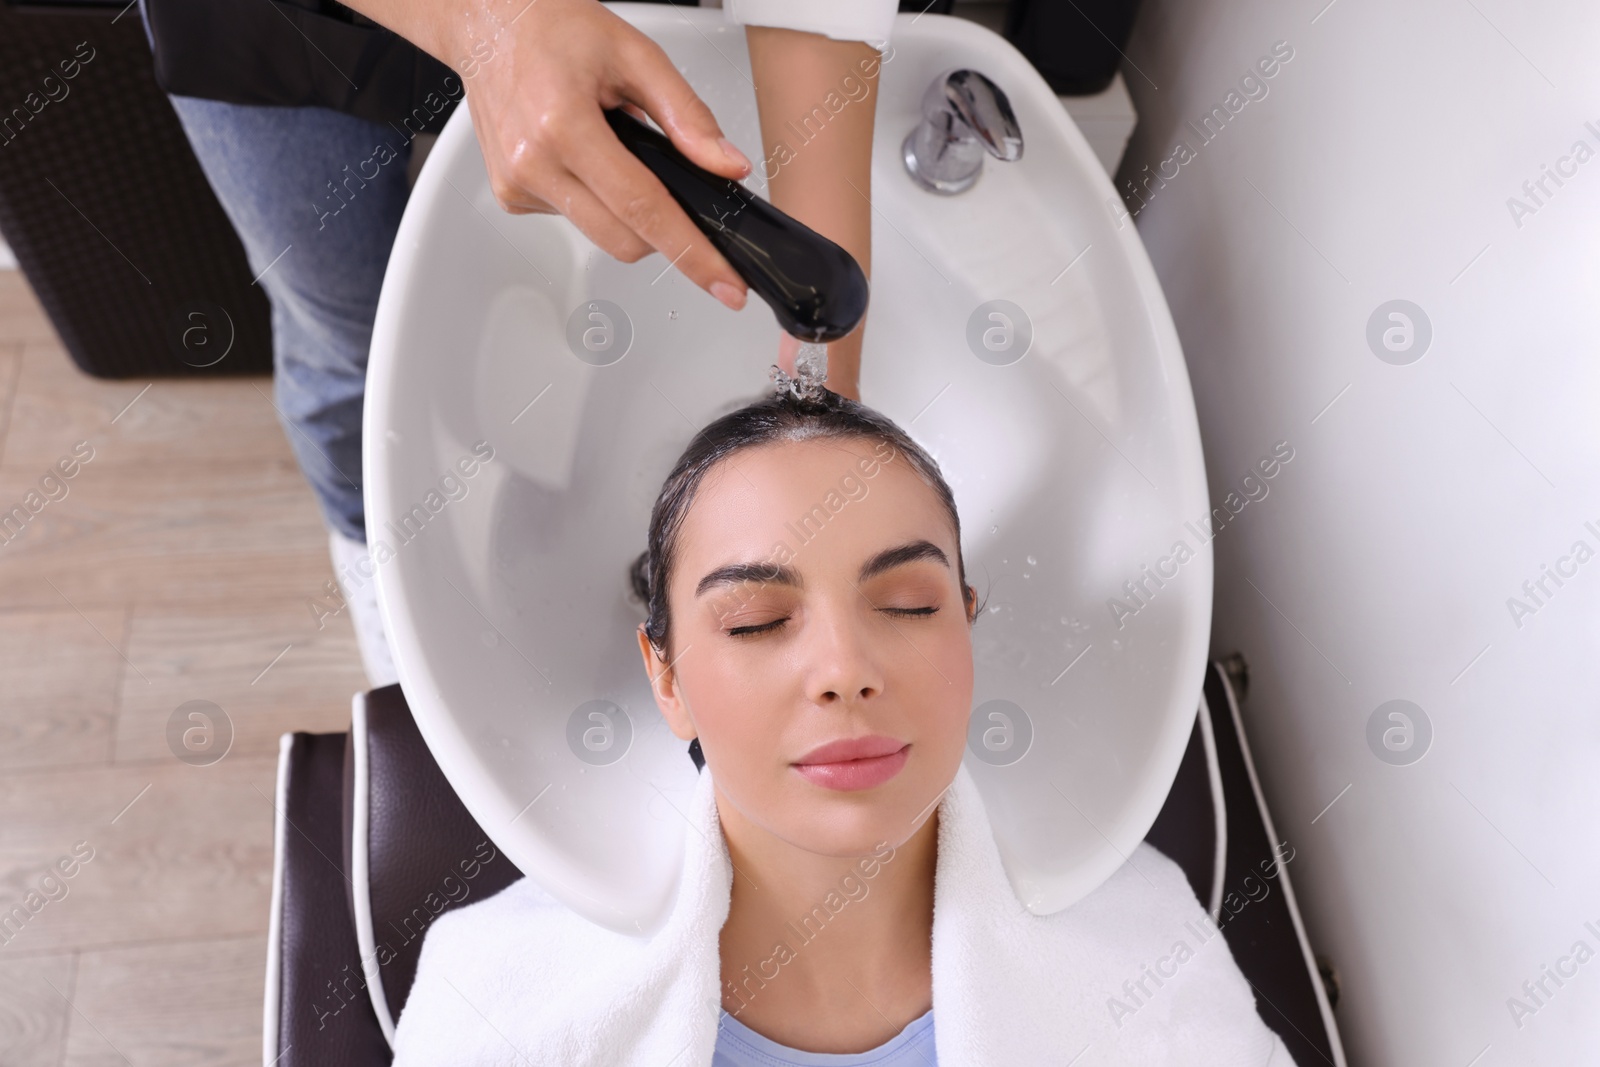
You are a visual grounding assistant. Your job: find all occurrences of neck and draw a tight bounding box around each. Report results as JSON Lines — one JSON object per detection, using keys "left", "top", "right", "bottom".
{"left": 713, "top": 784, "right": 939, "bottom": 1053}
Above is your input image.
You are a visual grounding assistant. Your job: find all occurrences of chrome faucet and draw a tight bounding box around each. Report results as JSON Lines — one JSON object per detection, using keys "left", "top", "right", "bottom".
{"left": 903, "top": 69, "right": 1023, "bottom": 195}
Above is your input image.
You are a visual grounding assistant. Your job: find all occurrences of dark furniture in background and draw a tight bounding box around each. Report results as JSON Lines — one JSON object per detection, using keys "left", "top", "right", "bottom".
{"left": 0, "top": 0, "right": 274, "bottom": 378}
{"left": 1006, "top": 0, "right": 1146, "bottom": 95}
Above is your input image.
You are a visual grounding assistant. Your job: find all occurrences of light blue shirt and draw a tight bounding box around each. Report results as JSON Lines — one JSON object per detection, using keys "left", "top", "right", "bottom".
{"left": 712, "top": 1009, "right": 937, "bottom": 1066}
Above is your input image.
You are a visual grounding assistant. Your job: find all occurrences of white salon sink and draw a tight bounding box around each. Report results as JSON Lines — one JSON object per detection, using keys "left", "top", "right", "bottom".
{"left": 365, "top": 6, "right": 1210, "bottom": 935}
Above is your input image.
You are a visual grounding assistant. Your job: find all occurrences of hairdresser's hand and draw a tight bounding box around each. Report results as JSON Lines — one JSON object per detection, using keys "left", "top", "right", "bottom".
{"left": 340, "top": 0, "right": 752, "bottom": 311}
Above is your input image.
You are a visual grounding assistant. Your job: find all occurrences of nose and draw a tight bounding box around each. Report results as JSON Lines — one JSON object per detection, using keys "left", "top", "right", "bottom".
{"left": 802, "top": 596, "right": 885, "bottom": 708}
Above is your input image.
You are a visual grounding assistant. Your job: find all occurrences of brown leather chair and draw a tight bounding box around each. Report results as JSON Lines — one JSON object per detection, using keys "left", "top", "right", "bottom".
{"left": 264, "top": 659, "right": 1344, "bottom": 1066}
{"left": 264, "top": 685, "right": 522, "bottom": 1067}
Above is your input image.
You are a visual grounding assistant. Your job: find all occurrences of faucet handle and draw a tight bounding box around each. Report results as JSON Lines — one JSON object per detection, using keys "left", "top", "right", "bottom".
{"left": 905, "top": 69, "right": 1024, "bottom": 195}
{"left": 925, "top": 69, "right": 1023, "bottom": 163}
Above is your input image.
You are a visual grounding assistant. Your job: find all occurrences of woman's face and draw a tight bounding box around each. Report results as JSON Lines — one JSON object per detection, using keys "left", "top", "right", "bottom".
{"left": 637, "top": 435, "right": 975, "bottom": 857}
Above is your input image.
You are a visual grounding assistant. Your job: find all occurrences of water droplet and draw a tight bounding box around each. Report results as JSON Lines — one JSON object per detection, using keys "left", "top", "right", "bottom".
{"left": 667, "top": 310, "right": 679, "bottom": 320}
{"left": 988, "top": 604, "right": 1001, "bottom": 614}
{"left": 1026, "top": 555, "right": 1037, "bottom": 566}
{"left": 386, "top": 430, "right": 402, "bottom": 446}
{"left": 990, "top": 525, "right": 998, "bottom": 533}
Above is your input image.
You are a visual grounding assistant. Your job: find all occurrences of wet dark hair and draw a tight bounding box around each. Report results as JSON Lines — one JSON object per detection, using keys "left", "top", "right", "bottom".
{"left": 630, "top": 389, "right": 977, "bottom": 663}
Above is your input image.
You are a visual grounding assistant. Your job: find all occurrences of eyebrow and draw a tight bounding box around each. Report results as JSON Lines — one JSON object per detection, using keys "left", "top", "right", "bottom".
{"left": 695, "top": 539, "right": 951, "bottom": 597}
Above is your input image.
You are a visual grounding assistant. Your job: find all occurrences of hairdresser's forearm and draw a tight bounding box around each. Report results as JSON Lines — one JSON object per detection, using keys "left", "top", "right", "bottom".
{"left": 747, "top": 27, "right": 879, "bottom": 394}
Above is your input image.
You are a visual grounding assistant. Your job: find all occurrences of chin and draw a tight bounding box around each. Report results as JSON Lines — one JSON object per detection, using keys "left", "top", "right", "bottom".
{"left": 778, "top": 764, "right": 956, "bottom": 857}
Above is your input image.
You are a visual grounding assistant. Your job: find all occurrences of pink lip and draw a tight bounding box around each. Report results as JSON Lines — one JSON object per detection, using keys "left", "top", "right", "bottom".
{"left": 793, "top": 735, "right": 910, "bottom": 792}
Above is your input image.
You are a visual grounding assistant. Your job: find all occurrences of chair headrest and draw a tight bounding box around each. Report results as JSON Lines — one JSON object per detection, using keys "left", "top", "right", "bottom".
{"left": 346, "top": 684, "right": 524, "bottom": 1042}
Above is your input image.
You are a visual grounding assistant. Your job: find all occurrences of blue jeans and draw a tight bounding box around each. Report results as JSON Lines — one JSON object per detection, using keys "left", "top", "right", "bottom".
{"left": 167, "top": 95, "right": 416, "bottom": 542}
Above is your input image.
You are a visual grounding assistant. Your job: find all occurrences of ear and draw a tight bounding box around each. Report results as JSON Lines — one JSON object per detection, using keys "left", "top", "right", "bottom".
{"left": 636, "top": 625, "right": 697, "bottom": 741}
{"left": 963, "top": 582, "right": 979, "bottom": 623}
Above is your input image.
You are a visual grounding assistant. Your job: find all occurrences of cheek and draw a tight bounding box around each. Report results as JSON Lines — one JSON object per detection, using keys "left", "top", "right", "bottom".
{"left": 887, "top": 621, "right": 974, "bottom": 736}
{"left": 678, "top": 650, "right": 788, "bottom": 762}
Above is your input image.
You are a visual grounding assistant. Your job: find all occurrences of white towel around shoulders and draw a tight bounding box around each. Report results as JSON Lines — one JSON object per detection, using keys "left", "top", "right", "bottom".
{"left": 391, "top": 760, "right": 1297, "bottom": 1066}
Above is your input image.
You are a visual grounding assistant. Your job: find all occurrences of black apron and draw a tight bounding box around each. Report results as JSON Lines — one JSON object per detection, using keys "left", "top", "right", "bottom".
{"left": 140, "top": 0, "right": 461, "bottom": 133}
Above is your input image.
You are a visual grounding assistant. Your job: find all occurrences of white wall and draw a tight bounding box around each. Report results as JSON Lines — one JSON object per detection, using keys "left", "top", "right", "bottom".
{"left": 1120, "top": 1, "right": 1600, "bottom": 1063}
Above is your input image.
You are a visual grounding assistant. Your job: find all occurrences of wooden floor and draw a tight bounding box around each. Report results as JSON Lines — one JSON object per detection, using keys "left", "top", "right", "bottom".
{"left": 0, "top": 270, "right": 367, "bottom": 1066}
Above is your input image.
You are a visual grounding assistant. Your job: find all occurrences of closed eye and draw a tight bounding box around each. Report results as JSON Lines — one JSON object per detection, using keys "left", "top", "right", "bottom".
{"left": 726, "top": 617, "right": 789, "bottom": 638}
{"left": 726, "top": 605, "right": 937, "bottom": 638}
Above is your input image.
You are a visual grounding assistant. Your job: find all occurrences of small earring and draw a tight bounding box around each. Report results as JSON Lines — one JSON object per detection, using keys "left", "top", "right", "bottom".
{"left": 687, "top": 737, "right": 705, "bottom": 772}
